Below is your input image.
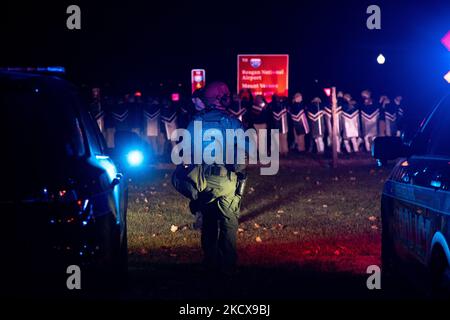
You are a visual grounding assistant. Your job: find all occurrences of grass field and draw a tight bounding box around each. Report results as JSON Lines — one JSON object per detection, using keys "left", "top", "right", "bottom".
{"left": 123, "top": 155, "right": 399, "bottom": 299}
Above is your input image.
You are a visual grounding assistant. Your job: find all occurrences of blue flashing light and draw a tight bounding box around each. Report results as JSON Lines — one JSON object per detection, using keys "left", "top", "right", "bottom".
{"left": 82, "top": 221, "right": 88, "bottom": 226}
{"left": 0, "top": 66, "right": 66, "bottom": 74}
{"left": 37, "top": 66, "right": 66, "bottom": 73}
{"left": 431, "top": 180, "right": 442, "bottom": 188}
{"left": 126, "top": 150, "right": 144, "bottom": 167}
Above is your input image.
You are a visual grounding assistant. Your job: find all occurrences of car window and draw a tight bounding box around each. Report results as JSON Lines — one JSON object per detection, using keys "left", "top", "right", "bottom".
{"left": 428, "top": 95, "right": 450, "bottom": 158}
{"left": 89, "top": 112, "right": 108, "bottom": 153}
{"left": 79, "top": 108, "right": 103, "bottom": 156}
{"left": 0, "top": 77, "right": 86, "bottom": 160}
{"left": 410, "top": 96, "right": 449, "bottom": 156}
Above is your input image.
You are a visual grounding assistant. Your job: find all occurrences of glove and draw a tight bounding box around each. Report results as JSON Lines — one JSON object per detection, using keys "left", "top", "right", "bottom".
{"left": 189, "top": 199, "right": 202, "bottom": 216}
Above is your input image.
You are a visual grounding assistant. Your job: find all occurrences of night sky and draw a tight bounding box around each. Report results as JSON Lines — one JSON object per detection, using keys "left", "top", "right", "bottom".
{"left": 3, "top": 0, "right": 450, "bottom": 115}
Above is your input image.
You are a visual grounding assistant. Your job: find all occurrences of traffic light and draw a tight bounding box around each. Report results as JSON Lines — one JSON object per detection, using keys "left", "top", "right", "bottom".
{"left": 191, "top": 69, "right": 206, "bottom": 93}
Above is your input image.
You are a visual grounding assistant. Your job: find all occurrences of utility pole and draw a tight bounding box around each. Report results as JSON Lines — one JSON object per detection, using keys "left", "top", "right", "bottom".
{"left": 331, "top": 87, "right": 338, "bottom": 168}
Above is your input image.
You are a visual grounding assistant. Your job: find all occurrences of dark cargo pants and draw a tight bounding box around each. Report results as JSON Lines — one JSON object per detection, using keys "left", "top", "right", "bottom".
{"left": 199, "top": 173, "right": 241, "bottom": 271}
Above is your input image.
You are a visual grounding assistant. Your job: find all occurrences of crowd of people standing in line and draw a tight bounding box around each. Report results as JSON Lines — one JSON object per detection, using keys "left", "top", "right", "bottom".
{"left": 88, "top": 87, "right": 406, "bottom": 159}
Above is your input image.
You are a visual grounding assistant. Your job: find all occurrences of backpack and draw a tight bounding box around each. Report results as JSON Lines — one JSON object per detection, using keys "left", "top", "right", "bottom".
{"left": 195, "top": 110, "right": 232, "bottom": 163}
{"left": 171, "top": 164, "right": 207, "bottom": 200}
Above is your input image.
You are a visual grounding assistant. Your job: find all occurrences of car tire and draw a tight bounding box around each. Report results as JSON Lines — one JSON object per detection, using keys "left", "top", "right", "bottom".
{"left": 84, "top": 214, "right": 126, "bottom": 294}
{"left": 380, "top": 200, "right": 401, "bottom": 291}
{"left": 114, "top": 216, "right": 128, "bottom": 290}
{"left": 381, "top": 232, "right": 399, "bottom": 284}
{"left": 429, "top": 246, "right": 450, "bottom": 299}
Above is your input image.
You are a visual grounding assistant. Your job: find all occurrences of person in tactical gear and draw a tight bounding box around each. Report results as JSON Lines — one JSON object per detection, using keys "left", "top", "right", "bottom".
{"left": 89, "top": 87, "right": 105, "bottom": 134}
{"left": 238, "top": 88, "right": 253, "bottom": 128}
{"left": 103, "top": 95, "right": 116, "bottom": 148}
{"left": 289, "top": 92, "right": 310, "bottom": 153}
{"left": 228, "top": 92, "right": 247, "bottom": 123}
{"left": 173, "top": 81, "right": 248, "bottom": 275}
{"left": 377, "top": 95, "right": 388, "bottom": 137}
{"left": 341, "top": 94, "right": 360, "bottom": 153}
{"left": 307, "top": 97, "right": 326, "bottom": 154}
{"left": 324, "top": 93, "right": 343, "bottom": 154}
{"left": 126, "top": 92, "right": 145, "bottom": 136}
{"left": 251, "top": 95, "right": 269, "bottom": 155}
{"left": 111, "top": 95, "right": 130, "bottom": 145}
{"left": 144, "top": 96, "right": 165, "bottom": 157}
{"left": 111, "top": 96, "right": 129, "bottom": 132}
{"left": 161, "top": 95, "right": 179, "bottom": 149}
{"left": 192, "top": 88, "right": 206, "bottom": 113}
{"left": 394, "top": 95, "right": 405, "bottom": 137}
{"left": 269, "top": 94, "right": 289, "bottom": 156}
{"left": 380, "top": 95, "right": 397, "bottom": 137}
{"left": 176, "top": 93, "right": 195, "bottom": 129}
{"left": 360, "top": 89, "right": 372, "bottom": 105}
{"left": 360, "top": 96, "right": 379, "bottom": 152}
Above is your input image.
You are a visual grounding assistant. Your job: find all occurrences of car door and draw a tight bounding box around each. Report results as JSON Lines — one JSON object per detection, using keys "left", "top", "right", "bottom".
{"left": 422, "top": 97, "right": 450, "bottom": 267}
{"left": 92, "top": 114, "right": 128, "bottom": 233}
{"left": 80, "top": 107, "right": 126, "bottom": 230}
{"left": 390, "top": 96, "right": 450, "bottom": 265}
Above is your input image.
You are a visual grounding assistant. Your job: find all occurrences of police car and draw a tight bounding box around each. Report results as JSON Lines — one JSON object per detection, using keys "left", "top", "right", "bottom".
{"left": 0, "top": 68, "right": 128, "bottom": 292}
{"left": 373, "top": 93, "right": 450, "bottom": 296}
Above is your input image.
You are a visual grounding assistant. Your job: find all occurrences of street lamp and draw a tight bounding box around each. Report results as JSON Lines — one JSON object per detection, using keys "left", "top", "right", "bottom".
{"left": 377, "top": 54, "right": 386, "bottom": 65}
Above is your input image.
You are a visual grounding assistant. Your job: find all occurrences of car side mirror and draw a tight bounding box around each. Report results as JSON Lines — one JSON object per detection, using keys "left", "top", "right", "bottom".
{"left": 372, "top": 137, "right": 408, "bottom": 161}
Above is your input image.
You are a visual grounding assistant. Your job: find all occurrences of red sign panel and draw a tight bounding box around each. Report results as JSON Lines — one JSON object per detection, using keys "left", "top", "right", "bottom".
{"left": 237, "top": 54, "right": 289, "bottom": 102}
{"left": 191, "top": 69, "right": 206, "bottom": 93}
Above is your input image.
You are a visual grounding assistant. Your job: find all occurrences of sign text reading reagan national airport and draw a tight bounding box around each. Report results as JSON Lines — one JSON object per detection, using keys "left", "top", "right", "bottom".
{"left": 237, "top": 54, "right": 289, "bottom": 102}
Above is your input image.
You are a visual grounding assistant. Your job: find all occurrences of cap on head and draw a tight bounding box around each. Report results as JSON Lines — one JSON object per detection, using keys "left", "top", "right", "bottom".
{"left": 239, "top": 88, "right": 252, "bottom": 100}
{"left": 361, "top": 90, "right": 371, "bottom": 99}
{"left": 254, "top": 95, "right": 265, "bottom": 106}
{"left": 379, "top": 95, "right": 391, "bottom": 104}
{"left": 311, "top": 97, "right": 322, "bottom": 104}
{"left": 92, "top": 87, "right": 101, "bottom": 98}
{"left": 293, "top": 92, "right": 303, "bottom": 103}
{"left": 343, "top": 93, "right": 352, "bottom": 101}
